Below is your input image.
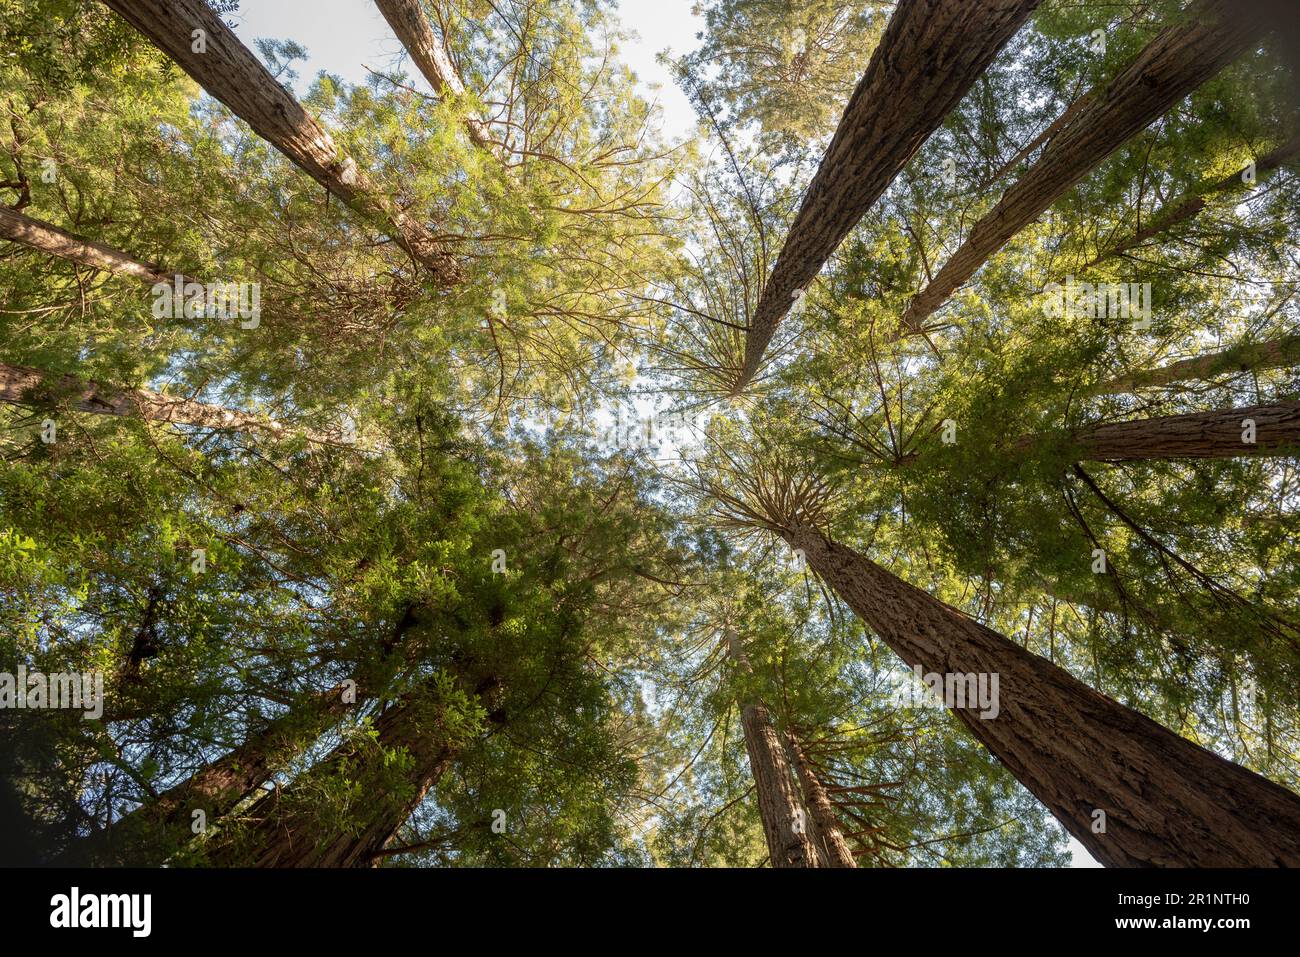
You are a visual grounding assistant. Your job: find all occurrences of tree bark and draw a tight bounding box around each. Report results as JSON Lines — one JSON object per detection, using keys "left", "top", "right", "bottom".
{"left": 0, "top": 361, "right": 335, "bottom": 445}
{"left": 727, "top": 633, "right": 820, "bottom": 867}
{"left": 1090, "top": 336, "right": 1300, "bottom": 395}
{"left": 899, "top": 0, "right": 1268, "bottom": 334}
{"left": 100, "top": 0, "right": 462, "bottom": 284}
{"left": 735, "top": 0, "right": 1043, "bottom": 392}
{"left": 784, "top": 732, "right": 857, "bottom": 868}
{"left": 1084, "top": 132, "right": 1300, "bottom": 269}
{"left": 783, "top": 524, "right": 1300, "bottom": 866}
{"left": 1071, "top": 400, "right": 1300, "bottom": 460}
{"left": 373, "top": 0, "right": 497, "bottom": 153}
{"left": 0, "top": 206, "right": 188, "bottom": 286}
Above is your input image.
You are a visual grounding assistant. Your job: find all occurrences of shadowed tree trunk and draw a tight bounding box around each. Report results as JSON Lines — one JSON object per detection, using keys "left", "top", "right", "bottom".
{"left": 216, "top": 668, "right": 500, "bottom": 868}
{"left": 783, "top": 731, "right": 856, "bottom": 868}
{"left": 100, "top": 0, "right": 462, "bottom": 285}
{"left": 1083, "top": 132, "right": 1300, "bottom": 268}
{"left": 374, "top": 0, "right": 497, "bottom": 153}
{"left": 71, "top": 683, "right": 354, "bottom": 865}
{"left": 782, "top": 524, "right": 1300, "bottom": 866}
{"left": 0, "top": 206, "right": 190, "bottom": 286}
{"left": 0, "top": 361, "right": 336, "bottom": 445}
{"left": 727, "top": 633, "right": 820, "bottom": 867}
{"left": 735, "top": 0, "right": 1042, "bottom": 392}
{"left": 1090, "top": 336, "right": 1300, "bottom": 395}
{"left": 1071, "top": 401, "right": 1300, "bottom": 460}
{"left": 899, "top": 0, "right": 1268, "bottom": 334}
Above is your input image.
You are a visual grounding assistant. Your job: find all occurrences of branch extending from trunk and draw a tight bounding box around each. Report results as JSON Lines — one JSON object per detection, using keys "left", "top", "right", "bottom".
{"left": 374, "top": 0, "right": 498, "bottom": 154}
{"left": 784, "top": 731, "right": 857, "bottom": 867}
{"left": 0, "top": 206, "right": 189, "bottom": 286}
{"left": 100, "top": 0, "right": 462, "bottom": 285}
{"left": 784, "top": 524, "right": 1300, "bottom": 866}
{"left": 734, "top": 0, "right": 1043, "bottom": 393}
{"left": 1070, "top": 400, "right": 1300, "bottom": 460}
{"left": 1090, "top": 335, "right": 1300, "bottom": 395}
{"left": 898, "top": 0, "right": 1268, "bottom": 335}
{"left": 0, "top": 361, "right": 337, "bottom": 446}
{"left": 1084, "top": 132, "right": 1300, "bottom": 269}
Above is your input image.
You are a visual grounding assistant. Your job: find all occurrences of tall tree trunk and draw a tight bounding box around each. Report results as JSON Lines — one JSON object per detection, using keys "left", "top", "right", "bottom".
{"left": 782, "top": 524, "right": 1300, "bottom": 866}
{"left": 1084, "top": 132, "right": 1300, "bottom": 268}
{"left": 374, "top": 0, "right": 497, "bottom": 153}
{"left": 735, "top": 0, "right": 1042, "bottom": 392}
{"left": 216, "top": 668, "right": 499, "bottom": 868}
{"left": 1071, "top": 400, "right": 1300, "bottom": 460}
{"left": 899, "top": 0, "right": 1268, "bottom": 334}
{"left": 727, "top": 633, "right": 820, "bottom": 867}
{"left": 100, "top": 0, "right": 462, "bottom": 285}
{"left": 0, "top": 206, "right": 188, "bottom": 285}
{"left": 783, "top": 732, "right": 857, "bottom": 868}
{"left": 72, "top": 683, "right": 354, "bottom": 865}
{"left": 1090, "top": 336, "right": 1300, "bottom": 395}
{"left": 0, "top": 361, "right": 334, "bottom": 445}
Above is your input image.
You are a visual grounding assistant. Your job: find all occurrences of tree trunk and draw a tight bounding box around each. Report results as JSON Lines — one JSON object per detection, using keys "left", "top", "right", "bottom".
{"left": 899, "top": 0, "right": 1268, "bottom": 334}
{"left": 735, "top": 0, "right": 1042, "bottom": 392}
{"left": 100, "top": 0, "right": 462, "bottom": 285}
{"left": 0, "top": 206, "right": 187, "bottom": 285}
{"left": 727, "top": 633, "right": 820, "bottom": 867}
{"left": 1090, "top": 336, "right": 1300, "bottom": 395}
{"left": 0, "top": 361, "right": 335, "bottom": 445}
{"left": 374, "top": 0, "right": 497, "bottom": 153}
{"left": 1071, "top": 400, "right": 1300, "bottom": 460}
{"left": 228, "top": 698, "right": 459, "bottom": 868}
{"left": 1084, "top": 132, "right": 1300, "bottom": 268}
{"left": 783, "top": 524, "right": 1300, "bottom": 866}
{"left": 73, "top": 683, "right": 354, "bottom": 865}
{"left": 784, "top": 732, "right": 857, "bottom": 868}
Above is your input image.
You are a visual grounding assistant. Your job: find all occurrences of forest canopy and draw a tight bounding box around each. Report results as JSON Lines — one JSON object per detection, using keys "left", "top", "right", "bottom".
{"left": 2, "top": 0, "right": 1299, "bottom": 869}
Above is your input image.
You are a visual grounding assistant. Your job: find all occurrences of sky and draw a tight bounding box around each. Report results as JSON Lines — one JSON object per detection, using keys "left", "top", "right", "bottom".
{"left": 226, "top": 0, "right": 1101, "bottom": 870}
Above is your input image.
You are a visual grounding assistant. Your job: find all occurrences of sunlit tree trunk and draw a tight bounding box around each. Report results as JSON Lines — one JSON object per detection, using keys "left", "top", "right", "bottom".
{"left": 1090, "top": 336, "right": 1300, "bottom": 395}
{"left": 374, "top": 0, "right": 497, "bottom": 153}
{"left": 899, "top": 0, "right": 1267, "bottom": 334}
{"left": 782, "top": 523, "right": 1300, "bottom": 867}
{"left": 100, "top": 0, "right": 462, "bottom": 284}
{"left": 1072, "top": 401, "right": 1300, "bottom": 460}
{"left": 0, "top": 206, "right": 186, "bottom": 285}
{"left": 0, "top": 361, "right": 334, "bottom": 445}
{"left": 735, "top": 0, "right": 1042, "bottom": 392}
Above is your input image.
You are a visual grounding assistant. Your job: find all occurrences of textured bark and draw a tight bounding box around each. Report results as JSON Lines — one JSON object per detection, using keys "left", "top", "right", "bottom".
{"left": 229, "top": 697, "right": 459, "bottom": 868}
{"left": 1085, "top": 132, "right": 1300, "bottom": 268}
{"left": 735, "top": 0, "right": 1042, "bottom": 392}
{"left": 727, "top": 634, "right": 819, "bottom": 867}
{"left": 784, "top": 524, "right": 1300, "bottom": 867}
{"left": 1072, "top": 401, "right": 1300, "bottom": 460}
{"left": 0, "top": 206, "right": 188, "bottom": 285}
{"left": 784, "top": 732, "right": 857, "bottom": 868}
{"left": 74, "top": 684, "right": 353, "bottom": 865}
{"left": 899, "top": 0, "right": 1268, "bottom": 334}
{"left": 739, "top": 702, "right": 821, "bottom": 868}
{"left": 1091, "top": 336, "right": 1300, "bottom": 395}
{"left": 0, "top": 361, "right": 335, "bottom": 445}
{"left": 100, "top": 0, "right": 461, "bottom": 284}
{"left": 374, "top": 0, "right": 496, "bottom": 152}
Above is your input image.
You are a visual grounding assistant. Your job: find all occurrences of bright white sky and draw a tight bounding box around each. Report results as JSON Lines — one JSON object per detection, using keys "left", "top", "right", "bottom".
{"left": 228, "top": 0, "right": 702, "bottom": 141}
{"left": 227, "top": 0, "right": 1100, "bottom": 870}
